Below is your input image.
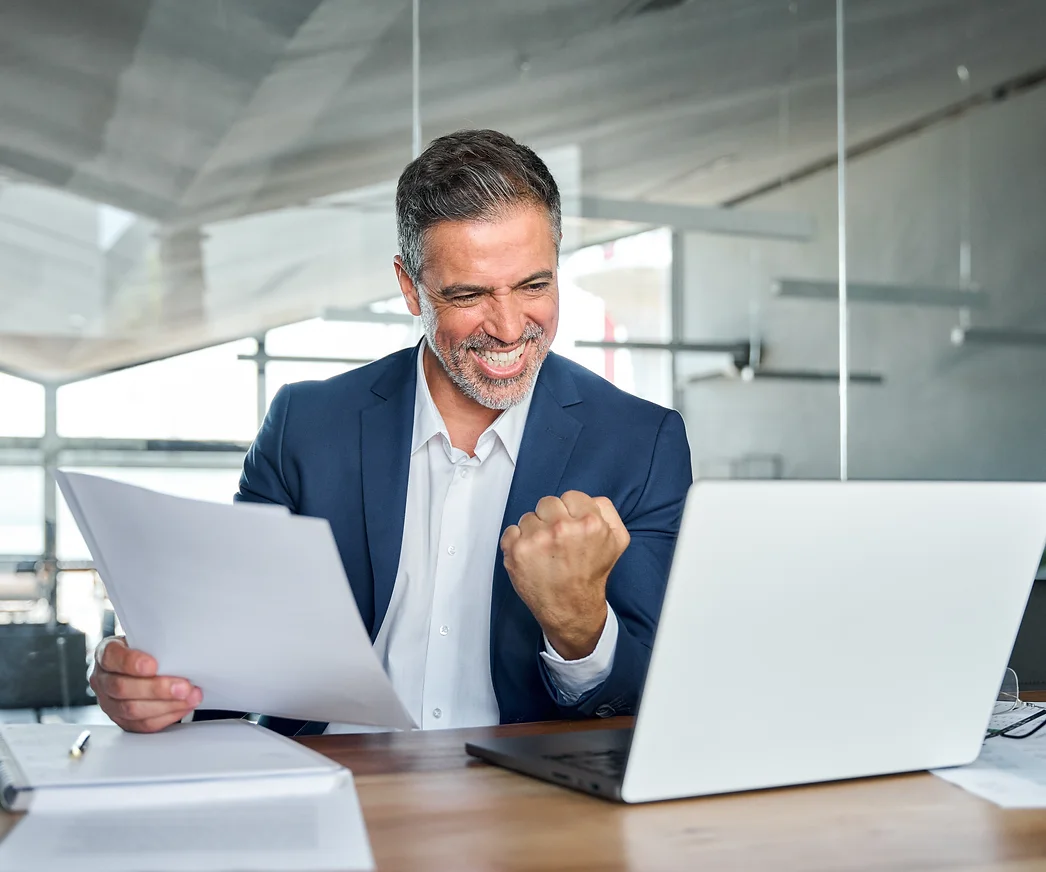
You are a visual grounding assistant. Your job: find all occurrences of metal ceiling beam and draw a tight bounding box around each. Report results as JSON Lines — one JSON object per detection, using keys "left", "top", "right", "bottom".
{"left": 323, "top": 306, "right": 415, "bottom": 325}
{"left": 0, "top": 437, "right": 247, "bottom": 453}
{"left": 951, "top": 326, "right": 1046, "bottom": 347}
{"left": 773, "top": 278, "right": 990, "bottom": 309}
{"left": 686, "top": 367, "right": 883, "bottom": 385}
{"left": 575, "top": 338, "right": 751, "bottom": 371}
{"left": 237, "top": 351, "right": 373, "bottom": 366}
{"left": 738, "top": 368, "right": 883, "bottom": 385}
{"left": 575, "top": 197, "right": 815, "bottom": 241}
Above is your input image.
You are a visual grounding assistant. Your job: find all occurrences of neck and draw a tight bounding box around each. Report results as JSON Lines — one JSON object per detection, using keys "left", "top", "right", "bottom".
{"left": 422, "top": 344, "right": 500, "bottom": 456}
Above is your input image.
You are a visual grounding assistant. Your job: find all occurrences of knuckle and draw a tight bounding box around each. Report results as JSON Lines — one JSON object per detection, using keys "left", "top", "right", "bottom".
{"left": 550, "top": 519, "right": 572, "bottom": 539}
{"left": 513, "top": 535, "right": 536, "bottom": 556}
{"left": 536, "top": 496, "right": 566, "bottom": 518}
{"left": 125, "top": 718, "right": 154, "bottom": 733}
{"left": 564, "top": 490, "right": 592, "bottom": 510}
{"left": 531, "top": 528, "right": 553, "bottom": 548}
{"left": 143, "top": 714, "right": 180, "bottom": 733}
{"left": 121, "top": 700, "right": 146, "bottom": 720}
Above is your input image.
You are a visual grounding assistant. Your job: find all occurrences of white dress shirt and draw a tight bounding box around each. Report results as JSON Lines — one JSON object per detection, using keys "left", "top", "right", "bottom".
{"left": 326, "top": 343, "right": 618, "bottom": 733}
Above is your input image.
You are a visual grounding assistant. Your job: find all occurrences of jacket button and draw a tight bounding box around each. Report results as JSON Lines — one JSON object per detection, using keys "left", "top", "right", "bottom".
{"left": 594, "top": 704, "right": 615, "bottom": 718}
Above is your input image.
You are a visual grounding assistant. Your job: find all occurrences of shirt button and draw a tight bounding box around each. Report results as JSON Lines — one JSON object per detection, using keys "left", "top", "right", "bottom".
{"left": 432, "top": 708, "right": 442, "bottom": 719}
{"left": 459, "top": 469, "right": 469, "bottom": 479}
{"left": 439, "top": 625, "right": 450, "bottom": 636}
{"left": 447, "top": 544, "right": 457, "bottom": 556}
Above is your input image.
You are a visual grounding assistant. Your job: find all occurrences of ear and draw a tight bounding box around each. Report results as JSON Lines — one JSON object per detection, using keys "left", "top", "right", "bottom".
{"left": 393, "top": 256, "right": 422, "bottom": 317}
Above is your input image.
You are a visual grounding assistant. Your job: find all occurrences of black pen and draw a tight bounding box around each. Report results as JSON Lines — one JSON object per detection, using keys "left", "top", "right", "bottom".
{"left": 68, "top": 730, "right": 91, "bottom": 758}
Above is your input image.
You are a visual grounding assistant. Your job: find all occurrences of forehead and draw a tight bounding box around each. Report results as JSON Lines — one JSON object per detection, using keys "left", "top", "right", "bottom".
{"left": 422, "top": 205, "right": 557, "bottom": 286}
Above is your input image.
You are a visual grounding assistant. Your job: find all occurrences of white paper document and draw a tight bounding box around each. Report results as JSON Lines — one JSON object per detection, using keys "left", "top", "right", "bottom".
{"left": 0, "top": 770, "right": 373, "bottom": 872}
{"left": 55, "top": 470, "right": 415, "bottom": 729}
{"left": 0, "top": 720, "right": 374, "bottom": 871}
{"left": 0, "top": 720, "right": 343, "bottom": 808}
{"left": 933, "top": 706, "right": 1046, "bottom": 807}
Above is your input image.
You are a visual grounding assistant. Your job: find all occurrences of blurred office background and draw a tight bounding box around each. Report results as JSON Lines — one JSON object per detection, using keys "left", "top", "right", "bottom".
{"left": 1, "top": 0, "right": 1044, "bottom": 717}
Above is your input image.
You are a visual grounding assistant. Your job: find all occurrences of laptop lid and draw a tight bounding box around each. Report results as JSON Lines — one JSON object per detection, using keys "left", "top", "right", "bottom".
{"left": 621, "top": 481, "right": 1046, "bottom": 803}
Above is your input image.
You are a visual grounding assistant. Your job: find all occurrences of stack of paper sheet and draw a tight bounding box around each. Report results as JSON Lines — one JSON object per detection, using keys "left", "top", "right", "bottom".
{"left": 0, "top": 720, "right": 374, "bottom": 871}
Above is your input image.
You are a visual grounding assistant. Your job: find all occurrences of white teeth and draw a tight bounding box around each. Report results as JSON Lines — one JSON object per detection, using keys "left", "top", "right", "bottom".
{"left": 479, "top": 345, "right": 525, "bottom": 367}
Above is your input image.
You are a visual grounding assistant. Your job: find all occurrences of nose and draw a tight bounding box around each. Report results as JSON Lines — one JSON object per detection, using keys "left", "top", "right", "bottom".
{"left": 482, "top": 291, "right": 528, "bottom": 345}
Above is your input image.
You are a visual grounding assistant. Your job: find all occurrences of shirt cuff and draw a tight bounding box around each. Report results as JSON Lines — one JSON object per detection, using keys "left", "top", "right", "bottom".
{"left": 539, "top": 605, "right": 619, "bottom": 705}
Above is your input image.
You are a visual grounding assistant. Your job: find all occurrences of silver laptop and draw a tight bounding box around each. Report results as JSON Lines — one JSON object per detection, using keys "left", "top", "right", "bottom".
{"left": 466, "top": 481, "right": 1046, "bottom": 803}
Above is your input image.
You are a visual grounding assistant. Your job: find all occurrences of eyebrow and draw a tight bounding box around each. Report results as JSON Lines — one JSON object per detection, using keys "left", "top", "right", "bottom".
{"left": 439, "top": 270, "right": 554, "bottom": 298}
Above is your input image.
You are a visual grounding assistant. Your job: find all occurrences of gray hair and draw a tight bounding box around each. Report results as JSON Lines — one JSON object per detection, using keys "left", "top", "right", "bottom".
{"left": 395, "top": 129, "right": 561, "bottom": 282}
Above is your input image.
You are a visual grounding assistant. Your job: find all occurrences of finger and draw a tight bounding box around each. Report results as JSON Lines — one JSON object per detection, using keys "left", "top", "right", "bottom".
{"left": 136, "top": 710, "right": 195, "bottom": 733}
{"left": 98, "top": 637, "right": 158, "bottom": 678}
{"left": 112, "top": 698, "right": 198, "bottom": 726}
{"left": 97, "top": 672, "right": 200, "bottom": 703}
{"left": 119, "top": 705, "right": 196, "bottom": 734}
{"left": 517, "top": 511, "right": 545, "bottom": 536}
{"left": 593, "top": 496, "right": 631, "bottom": 550}
{"left": 560, "top": 490, "right": 599, "bottom": 520}
{"left": 534, "top": 495, "right": 570, "bottom": 523}
{"left": 500, "top": 524, "right": 521, "bottom": 552}
{"left": 94, "top": 635, "right": 126, "bottom": 669}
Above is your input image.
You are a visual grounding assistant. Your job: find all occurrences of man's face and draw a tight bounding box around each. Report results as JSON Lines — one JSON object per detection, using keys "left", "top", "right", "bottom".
{"left": 396, "top": 205, "right": 559, "bottom": 410}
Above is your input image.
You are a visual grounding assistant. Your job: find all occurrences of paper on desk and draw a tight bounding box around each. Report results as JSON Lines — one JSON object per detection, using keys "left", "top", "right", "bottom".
{"left": 1, "top": 721, "right": 341, "bottom": 799}
{"left": 0, "top": 770, "right": 374, "bottom": 872}
{"left": 933, "top": 708, "right": 1046, "bottom": 807}
{"left": 56, "top": 470, "right": 415, "bottom": 730}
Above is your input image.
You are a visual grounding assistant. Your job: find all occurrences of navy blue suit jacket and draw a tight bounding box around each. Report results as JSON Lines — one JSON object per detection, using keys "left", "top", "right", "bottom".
{"left": 229, "top": 342, "right": 691, "bottom": 732}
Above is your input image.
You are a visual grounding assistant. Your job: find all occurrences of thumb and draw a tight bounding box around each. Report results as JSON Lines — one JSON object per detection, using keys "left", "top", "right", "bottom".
{"left": 593, "top": 497, "right": 630, "bottom": 554}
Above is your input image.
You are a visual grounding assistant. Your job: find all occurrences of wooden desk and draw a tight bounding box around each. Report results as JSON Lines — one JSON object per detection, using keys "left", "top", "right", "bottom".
{"left": 5, "top": 718, "right": 1046, "bottom": 870}
{"left": 295, "top": 719, "right": 1046, "bottom": 871}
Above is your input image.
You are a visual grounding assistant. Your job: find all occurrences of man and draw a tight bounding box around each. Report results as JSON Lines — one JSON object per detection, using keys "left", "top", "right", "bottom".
{"left": 89, "top": 129, "right": 692, "bottom": 734}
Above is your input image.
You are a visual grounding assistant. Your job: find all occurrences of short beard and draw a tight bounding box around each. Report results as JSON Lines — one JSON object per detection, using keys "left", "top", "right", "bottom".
{"left": 418, "top": 292, "right": 549, "bottom": 410}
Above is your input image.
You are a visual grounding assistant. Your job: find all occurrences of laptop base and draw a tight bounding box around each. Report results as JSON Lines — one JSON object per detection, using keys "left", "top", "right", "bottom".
{"left": 466, "top": 728, "right": 631, "bottom": 802}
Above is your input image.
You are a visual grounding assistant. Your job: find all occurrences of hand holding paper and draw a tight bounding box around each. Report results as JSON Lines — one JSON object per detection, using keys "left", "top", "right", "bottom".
{"left": 58, "top": 471, "right": 415, "bottom": 730}
{"left": 90, "top": 637, "right": 203, "bottom": 733}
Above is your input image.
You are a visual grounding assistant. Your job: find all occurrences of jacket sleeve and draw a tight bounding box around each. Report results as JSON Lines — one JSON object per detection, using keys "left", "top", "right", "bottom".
{"left": 539, "top": 408, "right": 692, "bottom": 718}
{"left": 235, "top": 384, "right": 297, "bottom": 509}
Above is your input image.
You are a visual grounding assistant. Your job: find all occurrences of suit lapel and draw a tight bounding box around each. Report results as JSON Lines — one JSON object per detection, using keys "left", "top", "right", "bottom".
{"left": 360, "top": 344, "right": 420, "bottom": 641}
{"left": 491, "top": 354, "right": 583, "bottom": 639}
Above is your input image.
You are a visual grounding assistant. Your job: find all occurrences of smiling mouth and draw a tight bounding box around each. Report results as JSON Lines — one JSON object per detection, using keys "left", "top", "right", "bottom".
{"left": 470, "top": 342, "right": 528, "bottom": 377}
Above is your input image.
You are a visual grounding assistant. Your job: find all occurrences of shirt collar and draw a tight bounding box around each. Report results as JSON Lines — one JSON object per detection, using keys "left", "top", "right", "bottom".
{"left": 411, "top": 340, "right": 535, "bottom": 466}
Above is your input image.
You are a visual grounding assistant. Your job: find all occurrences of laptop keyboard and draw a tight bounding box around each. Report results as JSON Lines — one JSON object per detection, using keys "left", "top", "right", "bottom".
{"left": 544, "top": 748, "right": 628, "bottom": 779}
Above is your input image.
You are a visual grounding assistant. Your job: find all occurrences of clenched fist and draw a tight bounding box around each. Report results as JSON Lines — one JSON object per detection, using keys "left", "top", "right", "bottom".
{"left": 500, "top": 490, "right": 630, "bottom": 660}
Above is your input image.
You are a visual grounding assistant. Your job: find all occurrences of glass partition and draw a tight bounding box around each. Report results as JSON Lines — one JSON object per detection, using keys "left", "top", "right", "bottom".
{"left": 6, "top": 1, "right": 1041, "bottom": 585}
{"left": 840, "top": 1, "right": 1046, "bottom": 480}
